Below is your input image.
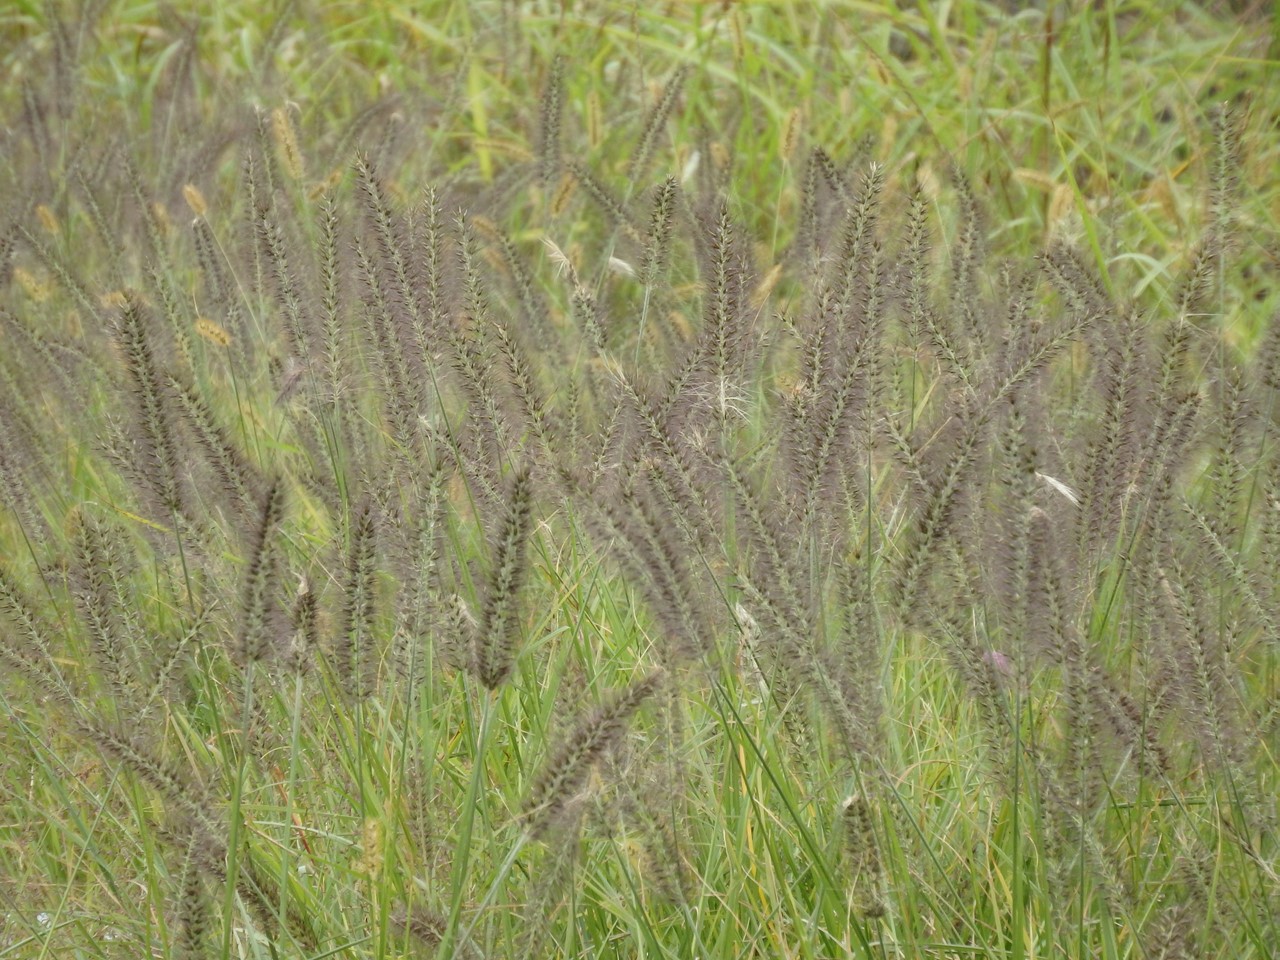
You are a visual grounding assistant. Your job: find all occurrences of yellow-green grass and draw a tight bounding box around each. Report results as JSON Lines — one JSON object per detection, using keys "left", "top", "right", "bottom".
{"left": 1, "top": 2, "right": 1277, "bottom": 959}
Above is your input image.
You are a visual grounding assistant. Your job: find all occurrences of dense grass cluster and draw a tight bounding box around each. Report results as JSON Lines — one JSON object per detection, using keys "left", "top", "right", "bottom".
{"left": 1, "top": 2, "right": 1278, "bottom": 959}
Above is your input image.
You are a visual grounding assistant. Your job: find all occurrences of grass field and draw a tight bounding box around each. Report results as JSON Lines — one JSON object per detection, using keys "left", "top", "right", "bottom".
{"left": 1, "top": 2, "right": 1278, "bottom": 958}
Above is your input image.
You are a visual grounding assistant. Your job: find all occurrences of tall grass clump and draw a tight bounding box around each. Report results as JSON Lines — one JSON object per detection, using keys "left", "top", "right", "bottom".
{"left": 1, "top": 2, "right": 1277, "bottom": 959}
